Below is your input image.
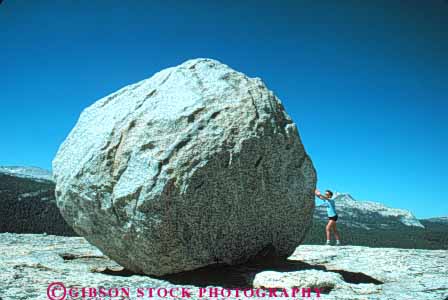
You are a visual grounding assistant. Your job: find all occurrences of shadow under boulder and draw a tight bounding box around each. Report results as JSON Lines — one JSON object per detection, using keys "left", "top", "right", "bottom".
{"left": 94, "top": 244, "right": 383, "bottom": 290}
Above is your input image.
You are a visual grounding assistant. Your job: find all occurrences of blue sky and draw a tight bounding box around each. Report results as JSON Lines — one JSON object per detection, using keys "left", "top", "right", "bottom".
{"left": 1, "top": 1, "right": 447, "bottom": 218}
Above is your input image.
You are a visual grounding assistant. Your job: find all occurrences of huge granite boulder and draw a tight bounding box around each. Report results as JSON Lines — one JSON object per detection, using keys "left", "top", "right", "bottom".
{"left": 52, "top": 58, "right": 316, "bottom": 276}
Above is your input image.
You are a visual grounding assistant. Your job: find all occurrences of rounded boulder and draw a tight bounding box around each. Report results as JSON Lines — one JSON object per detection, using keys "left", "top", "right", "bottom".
{"left": 53, "top": 58, "right": 316, "bottom": 276}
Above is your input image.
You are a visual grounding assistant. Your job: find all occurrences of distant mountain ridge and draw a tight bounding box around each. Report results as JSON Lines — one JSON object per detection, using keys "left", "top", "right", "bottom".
{"left": 0, "top": 167, "right": 75, "bottom": 236}
{"left": 0, "top": 166, "right": 53, "bottom": 182}
{"left": 421, "top": 216, "right": 448, "bottom": 224}
{"left": 306, "top": 192, "right": 447, "bottom": 249}
{"left": 314, "top": 192, "right": 424, "bottom": 229}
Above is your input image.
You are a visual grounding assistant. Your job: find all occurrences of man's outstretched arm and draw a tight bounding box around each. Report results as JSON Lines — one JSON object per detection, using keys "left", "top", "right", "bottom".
{"left": 315, "top": 189, "right": 329, "bottom": 200}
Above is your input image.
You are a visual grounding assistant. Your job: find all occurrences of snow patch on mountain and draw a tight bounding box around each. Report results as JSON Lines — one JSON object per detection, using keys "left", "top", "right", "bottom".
{"left": 0, "top": 166, "right": 53, "bottom": 182}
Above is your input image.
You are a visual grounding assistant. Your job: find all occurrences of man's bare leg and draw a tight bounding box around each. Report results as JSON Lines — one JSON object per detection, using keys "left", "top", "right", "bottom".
{"left": 326, "top": 220, "right": 334, "bottom": 242}
{"left": 332, "top": 222, "right": 341, "bottom": 244}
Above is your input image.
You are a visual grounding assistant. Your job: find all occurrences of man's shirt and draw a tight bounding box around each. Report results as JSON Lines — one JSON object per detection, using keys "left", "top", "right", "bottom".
{"left": 321, "top": 198, "right": 337, "bottom": 217}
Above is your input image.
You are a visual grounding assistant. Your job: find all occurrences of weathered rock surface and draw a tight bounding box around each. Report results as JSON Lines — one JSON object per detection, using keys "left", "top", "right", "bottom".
{"left": 52, "top": 58, "right": 316, "bottom": 276}
{"left": 290, "top": 245, "right": 448, "bottom": 299}
{"left": 1, "top": 233, "right": 447, "bottom": 300}
{"left": 253, "top": 270, "right": 344, "bottom": 293}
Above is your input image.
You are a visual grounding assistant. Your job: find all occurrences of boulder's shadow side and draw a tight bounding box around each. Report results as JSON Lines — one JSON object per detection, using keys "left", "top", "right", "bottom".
{"left": 100, "top": 245, "right": 383, "bottom": 288}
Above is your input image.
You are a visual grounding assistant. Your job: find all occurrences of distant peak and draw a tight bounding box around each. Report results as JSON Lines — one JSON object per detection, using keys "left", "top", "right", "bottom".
{"left": 333, "top": 192, "right": 356, "bottom": 201}
{"left": 322, "top": 191, "right": 424, "bottom": 228}
{"left": 0, "top": 166, "right": 53, "bottom": 182}
{"left": 181, "top": 57, "right": 223, "bottom": 65}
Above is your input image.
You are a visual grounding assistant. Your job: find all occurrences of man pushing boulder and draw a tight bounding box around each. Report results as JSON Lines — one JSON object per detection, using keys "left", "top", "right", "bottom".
{"left": 315, "top": 189, "right": 341, "bottom": 246}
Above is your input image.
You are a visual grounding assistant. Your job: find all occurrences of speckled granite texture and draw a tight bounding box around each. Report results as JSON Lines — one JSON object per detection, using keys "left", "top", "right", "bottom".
{"left": 52, "top": 58, "right": 316, "bottom": 276}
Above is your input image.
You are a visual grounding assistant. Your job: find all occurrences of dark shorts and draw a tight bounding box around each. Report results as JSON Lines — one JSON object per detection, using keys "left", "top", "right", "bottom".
{"left": 328, "top": 215, "right": 338, "bottom": 221}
